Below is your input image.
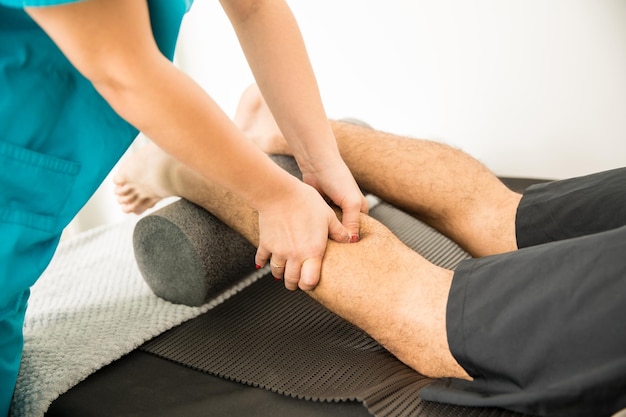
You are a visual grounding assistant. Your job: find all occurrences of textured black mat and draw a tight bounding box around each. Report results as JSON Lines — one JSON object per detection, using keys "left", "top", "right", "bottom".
{"left": 140, "top": 202, "right": 531, "bottom": 417}
{"left": 46, "top": 351, "right": 371, "bottom": 417}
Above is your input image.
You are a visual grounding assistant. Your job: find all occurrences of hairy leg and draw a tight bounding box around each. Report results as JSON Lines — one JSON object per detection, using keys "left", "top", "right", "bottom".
{"left": 236, "top": 85, "right": 521, "bottom": 257}
{"left": 116, "top": 143, "right": 470, "bottom": 380}
{"left": 312, "top": 216, "right": 467, "bottom": 379}
{"left": 330, "top": 122, "right": 521, "bottom": 257}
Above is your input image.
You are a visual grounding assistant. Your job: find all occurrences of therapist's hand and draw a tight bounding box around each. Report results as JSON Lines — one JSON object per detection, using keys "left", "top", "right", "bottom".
{"left": 302, "top": 155, "right": 369, "bottom": 243}
{"left": 255, "top": 179, "right": 350, "bottom": 291}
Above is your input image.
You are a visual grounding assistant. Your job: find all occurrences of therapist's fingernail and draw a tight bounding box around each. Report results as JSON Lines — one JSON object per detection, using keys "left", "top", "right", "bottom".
{"left": 350, "top": 234, "right": 360, "bottom": 243}
{"left": 255, "top": 263, "right": 262, "bottom": 269}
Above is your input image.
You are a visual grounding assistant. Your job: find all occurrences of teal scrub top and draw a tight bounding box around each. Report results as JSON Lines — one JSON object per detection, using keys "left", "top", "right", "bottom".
{"left": 0, "top": 3, "right": 194, "bottom": 414}
{"left": 0, "top": 0, "right": 193, "bottom": 302}
{"left": 0, "top": 3, "right": 195, "bottom": 416}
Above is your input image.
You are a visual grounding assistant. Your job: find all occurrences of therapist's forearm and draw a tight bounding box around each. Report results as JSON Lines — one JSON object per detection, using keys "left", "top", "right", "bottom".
{"left": 95, "top": 55, "right": 297, "bottom": 211}
{"left": 220, "top": 0, "right": 339, "bottom": 171}
{"left": 25, "top": 0, "right": 295, "bottom": 212}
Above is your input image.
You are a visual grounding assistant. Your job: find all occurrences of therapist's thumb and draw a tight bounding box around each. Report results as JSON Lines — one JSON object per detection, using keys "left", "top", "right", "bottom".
{"left": 342, "top": 195, "right": 368, "bottom": 243}
{"left": 327, "top": 213, "right": 351, "bottom": 244}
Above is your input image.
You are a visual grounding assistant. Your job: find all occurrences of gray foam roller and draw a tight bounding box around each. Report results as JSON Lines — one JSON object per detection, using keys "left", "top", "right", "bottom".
{"left": 133, "top": 200, "right": 257, "bottom": 306}
{"left": 133, "top": 155, "right": 302, "bottom": 306}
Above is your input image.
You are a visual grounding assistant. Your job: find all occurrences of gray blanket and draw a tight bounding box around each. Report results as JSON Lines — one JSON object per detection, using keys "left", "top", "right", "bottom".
{"left": 10, "top": 216, "right": 265, "bottom": 417}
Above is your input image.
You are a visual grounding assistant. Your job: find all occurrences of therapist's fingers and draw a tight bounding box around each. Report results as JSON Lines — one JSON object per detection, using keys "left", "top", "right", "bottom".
{"left": 255, "top": 181, "right": 336, "bottom": 290}
{"left": 301, "top": 158, "right": 368, "bottom": 244}
{"left": 340, "top": 193, "right": 369, "bottom": 243}
{"left": 269, "top": 257, "right": 287, "bottom": 281}
{"left": 255, "top": 246, "right": 271, "bottom": 270}
{"left": 327, "top": 212, "right": 351, "bottom": 245}
{"left": 295, "top": 257, "right": 322, "bottom": 291}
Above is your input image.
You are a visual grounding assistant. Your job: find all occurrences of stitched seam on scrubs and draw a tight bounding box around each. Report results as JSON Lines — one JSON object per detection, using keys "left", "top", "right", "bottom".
{"left": 0, "top": 207, "right": 56, "bottom": 232}
{"left": 0, "top": 141, "right": 80, "bottom": 176}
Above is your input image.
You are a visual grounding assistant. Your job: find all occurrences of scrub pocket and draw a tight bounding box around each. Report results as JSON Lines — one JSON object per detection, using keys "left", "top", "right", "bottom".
{"left": 0, "top": 140, "right": 80, "bottom": 233}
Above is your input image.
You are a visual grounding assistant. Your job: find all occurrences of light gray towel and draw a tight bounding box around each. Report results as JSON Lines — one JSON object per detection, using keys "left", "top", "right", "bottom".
{"left": 11, "top": 217, "right": 265, "bottom": 417}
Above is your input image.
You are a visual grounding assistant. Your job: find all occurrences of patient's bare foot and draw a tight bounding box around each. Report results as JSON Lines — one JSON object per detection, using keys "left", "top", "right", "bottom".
{"left": 234, "top": 84, "right": 291, "bottom": 155}
{"left": 113, "top": 144, "right": 178, "bottom": 214}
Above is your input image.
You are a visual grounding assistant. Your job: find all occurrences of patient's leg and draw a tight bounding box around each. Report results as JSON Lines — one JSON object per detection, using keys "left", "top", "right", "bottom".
{"left": 115, "top": 144, "right": 470, "bottom": 380}
{"left": 235, "top": 85, "right": 521, "bottom": 257}
{"left": 330, "top": 123, "right": 521, "bottom": 257}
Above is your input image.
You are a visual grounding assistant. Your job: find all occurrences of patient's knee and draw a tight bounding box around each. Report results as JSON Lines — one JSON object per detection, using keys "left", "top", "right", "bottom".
{"left": 355, "top": 213, "right": 397, "bottom": 243}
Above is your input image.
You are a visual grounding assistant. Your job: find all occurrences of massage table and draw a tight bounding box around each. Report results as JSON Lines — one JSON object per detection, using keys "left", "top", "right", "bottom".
{"left": 12, "top": 156, "right": 543, "bottom": 417}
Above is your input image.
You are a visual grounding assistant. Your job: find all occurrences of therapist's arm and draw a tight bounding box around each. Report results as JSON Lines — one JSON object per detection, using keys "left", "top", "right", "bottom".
{"left": 26, "top": 0, "right": 288, "bottom": 205}
{"left": 220, "top": 0, "right": 368, "bottom": 239}
{"left": 26, "top": 0, "right": 349, "bottom": 290}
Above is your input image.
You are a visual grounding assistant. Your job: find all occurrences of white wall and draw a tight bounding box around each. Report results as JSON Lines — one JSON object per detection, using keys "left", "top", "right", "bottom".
{"left": 177, "top": 0, "right": 626, "bottom": 180}
{"left": 68, "top": 0, "right": 626, "bottom": 234}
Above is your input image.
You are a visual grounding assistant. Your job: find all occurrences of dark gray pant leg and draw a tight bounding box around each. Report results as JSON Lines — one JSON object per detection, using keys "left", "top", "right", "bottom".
{"left": 516, "top": 167, "right": 626, "bottom": 248}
